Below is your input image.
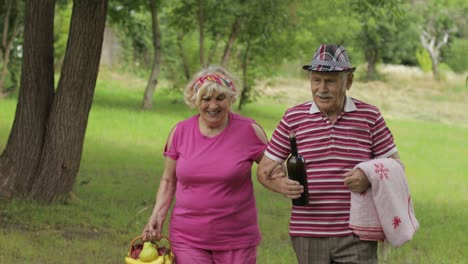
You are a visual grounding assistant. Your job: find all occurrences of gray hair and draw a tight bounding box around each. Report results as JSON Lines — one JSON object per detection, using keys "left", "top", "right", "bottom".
{"left": 184, "top": 65, "right": 239, "bottom": 108}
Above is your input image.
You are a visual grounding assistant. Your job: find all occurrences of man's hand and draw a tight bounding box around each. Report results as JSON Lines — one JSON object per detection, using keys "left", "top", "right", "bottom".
{"left": 343, "top": 168, "right": 370, "bottom": 193}
{"left": 278, "top": 177, "right": 304, "bottom": 199}
{"left": 257, "top": 156, "right": 304, "bottom": 199}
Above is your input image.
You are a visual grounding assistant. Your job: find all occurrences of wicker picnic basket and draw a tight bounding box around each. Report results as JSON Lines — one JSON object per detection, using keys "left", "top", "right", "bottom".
{"left": 125, "top": 235, "right": 174, "bottom": 264}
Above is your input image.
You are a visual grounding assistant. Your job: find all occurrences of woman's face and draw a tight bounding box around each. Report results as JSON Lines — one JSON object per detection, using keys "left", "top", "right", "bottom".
{"left": 198, "top": 90, "right": 231, "bottom": 128}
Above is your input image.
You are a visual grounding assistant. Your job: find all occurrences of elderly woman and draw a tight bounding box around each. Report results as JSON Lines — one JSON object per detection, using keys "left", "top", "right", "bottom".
{"left": 142, "top": 66, "right": 268, "bottom": 264}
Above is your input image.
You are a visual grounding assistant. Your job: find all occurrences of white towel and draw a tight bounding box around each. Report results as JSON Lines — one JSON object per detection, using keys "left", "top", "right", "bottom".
{"left": 349, "top": 158, "right": 419, "bottom": 247}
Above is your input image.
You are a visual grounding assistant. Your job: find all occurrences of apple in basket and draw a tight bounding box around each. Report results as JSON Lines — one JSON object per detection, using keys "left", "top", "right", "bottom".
{"left": 130, "top": 243, "right": 143, "bottom": 259}
{"left": 158, "top": 247, "right": 168, "bottom": 256}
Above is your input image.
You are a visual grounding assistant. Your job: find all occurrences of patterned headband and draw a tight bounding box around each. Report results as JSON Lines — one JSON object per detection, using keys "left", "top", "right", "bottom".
{"left": 193, "top": 74, "right": 235, "bottom": 93}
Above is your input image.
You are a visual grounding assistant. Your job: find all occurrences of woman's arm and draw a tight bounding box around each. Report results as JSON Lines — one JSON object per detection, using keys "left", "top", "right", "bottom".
{"left": 142, "top": 157, "right": 177, "bottom": 241}
{"left": 142, "top": 128, "right": 178, "bottom": 241}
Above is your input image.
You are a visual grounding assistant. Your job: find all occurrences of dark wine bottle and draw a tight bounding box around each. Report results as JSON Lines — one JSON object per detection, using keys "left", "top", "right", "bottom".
{"left": 286, "top": 132, "right": 309, "bottom": 206}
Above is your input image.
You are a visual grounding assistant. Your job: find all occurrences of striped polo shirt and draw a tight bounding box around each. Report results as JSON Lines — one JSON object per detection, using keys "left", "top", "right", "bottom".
{"left": 265, "top": 97, "right": 397, "bottom": 237}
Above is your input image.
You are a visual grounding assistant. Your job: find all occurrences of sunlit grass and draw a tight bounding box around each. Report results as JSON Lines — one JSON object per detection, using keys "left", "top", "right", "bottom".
{"left": 0, "top": 69, "right": 467, "bottom": 263}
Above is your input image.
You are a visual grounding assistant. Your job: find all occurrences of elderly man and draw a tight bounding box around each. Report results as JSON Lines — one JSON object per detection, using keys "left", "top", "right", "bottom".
{"left": 257, "top": 44, "right": 400, "bottom": 264}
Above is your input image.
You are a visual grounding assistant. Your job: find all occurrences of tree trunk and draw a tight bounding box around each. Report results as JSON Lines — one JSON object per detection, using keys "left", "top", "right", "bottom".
{"left": 365, "top": 48, "right": 378, "bottom": 80}
{"left": 430, "top": 54, "right": 439, "bottom": 80}
{"left": 142, "top": 0, "right": 162, "bottom": 110}
{"left": 29, "top": 0, "right": 108, "bottom": 202}
{"left": 0, "top": 0, "right": 109, "bottom": 203}
{"left": 420, "top": 29, "right": 450, "bottom": 81}
{"left": 238, "top": 41, "right": 251, "bottom": 111}
{"left": 197, "top": 0, "right": 205, "bottom": 68}
{"left": 0, "top": 0, "right": 55, "bottom": 198}
{"left": 0, "top": 0, "right": 22, "bottom": 95}
{"left": 206, "top": 33, "right": 220, "bottom": 66}
{"left": 221, "top": 16, "right": 241, "bottom": 68}
{"left": 177, "top": 33, "right": 190, "bottom": 81}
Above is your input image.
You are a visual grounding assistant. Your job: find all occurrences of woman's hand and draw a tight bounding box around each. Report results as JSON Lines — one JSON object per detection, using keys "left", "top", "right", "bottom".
{"left": 142, "top": 214, "right": 164, "bottom": 241}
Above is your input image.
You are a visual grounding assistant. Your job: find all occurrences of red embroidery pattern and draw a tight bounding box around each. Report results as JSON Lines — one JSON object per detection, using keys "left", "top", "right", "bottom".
{"left": 360, "top": 190, "right": 367, "bottom": 197}
{"left": 392, "top": 216, "right": 402, "bottom": 229}
{"left": 374, "top": 163, "right": 389, "bottom": 180}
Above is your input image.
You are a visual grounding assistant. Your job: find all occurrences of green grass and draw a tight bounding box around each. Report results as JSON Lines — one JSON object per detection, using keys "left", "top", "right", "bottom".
{"left": 0, "top": 71, "right": 467, "bottom": 263}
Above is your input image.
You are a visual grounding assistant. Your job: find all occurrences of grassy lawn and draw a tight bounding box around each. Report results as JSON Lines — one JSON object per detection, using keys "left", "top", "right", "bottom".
{"left": 0, "top": 69, "right": 467, "bottom": 263}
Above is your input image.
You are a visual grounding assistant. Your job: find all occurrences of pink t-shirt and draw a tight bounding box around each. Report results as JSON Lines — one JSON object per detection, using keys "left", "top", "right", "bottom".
{"left": 164, "top": 112, "right": 266, "bottom": 250}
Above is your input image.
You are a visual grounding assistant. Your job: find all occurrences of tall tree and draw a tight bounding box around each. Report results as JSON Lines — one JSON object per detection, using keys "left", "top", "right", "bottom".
{"left": 236, "top": 0, "right": 295, "bottom": 109}
{"left": 165, "top": 0, "right": 202, "bottom": 81}
{"left": 142, "top": 0, "right": 162, "bottom": 110}
{"left": 0, "top": 0, "right": 109, "bottom": 203}
{"left": 220, "top": 16, "right": 241, "bottom": 68}
{"left": 197, "top": 0, "right": 205, "bottom": 68}
{"left": 108, "top": 0, "right": 162, "bottom": 109}
{"left": 414, "top": 0, "right": 457, "bottom": 80}
{"left": 352, "top": 0, "right": 402, "bottom": 80}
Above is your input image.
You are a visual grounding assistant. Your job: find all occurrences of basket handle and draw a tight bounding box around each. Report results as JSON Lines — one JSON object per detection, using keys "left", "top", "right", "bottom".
{"left": 127, "top": 235, "right": 172, "bottom": 256}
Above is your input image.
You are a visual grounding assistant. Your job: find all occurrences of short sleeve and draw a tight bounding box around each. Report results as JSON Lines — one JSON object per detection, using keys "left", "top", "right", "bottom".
{"left": 247, "top": 122, "right": 267, "bottom": 161}
{"left": 163, "top": 125, "right": 179, "bottom": 160}
{"left": 264, "top": 112, "right": 292, "bottom": 163}
{"left": 371, "top": 112, "right": 397, "bottom": 158}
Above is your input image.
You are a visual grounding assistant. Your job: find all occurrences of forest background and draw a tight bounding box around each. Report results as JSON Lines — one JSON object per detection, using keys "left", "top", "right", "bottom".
{"left": 0, "top": 0, "right": 467, "bottom": 263}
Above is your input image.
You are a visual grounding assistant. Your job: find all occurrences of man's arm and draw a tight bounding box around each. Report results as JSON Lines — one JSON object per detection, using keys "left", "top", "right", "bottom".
{"left": 257, "top": 155, "right": 304, "bottom": 199}
{"left": 389, "top": 152, "right": 400, "bottom": 160}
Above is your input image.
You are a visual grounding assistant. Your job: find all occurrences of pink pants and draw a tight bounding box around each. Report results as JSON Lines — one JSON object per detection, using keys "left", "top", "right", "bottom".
{"left": 171, "top": 241, "right": 257, "bottom": 264}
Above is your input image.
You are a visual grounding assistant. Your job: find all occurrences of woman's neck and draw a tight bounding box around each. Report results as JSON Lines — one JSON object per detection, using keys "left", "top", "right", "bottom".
{"left": 198, "top": 114, "right": 230, "bottom": 137}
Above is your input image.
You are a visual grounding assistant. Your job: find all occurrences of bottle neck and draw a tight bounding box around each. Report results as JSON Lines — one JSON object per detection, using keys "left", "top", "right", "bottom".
{"left": 290, "top": 135, "right": 298, "bottom": 156}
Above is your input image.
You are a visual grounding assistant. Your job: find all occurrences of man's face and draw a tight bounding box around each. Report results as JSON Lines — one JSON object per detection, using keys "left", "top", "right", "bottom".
{"left": 310, "top": 71, "right": 353, "bottom": 116}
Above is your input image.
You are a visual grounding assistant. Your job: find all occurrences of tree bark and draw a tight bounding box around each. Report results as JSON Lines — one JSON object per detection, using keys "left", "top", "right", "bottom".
{"left": 0, "top": 0, "right": 22, "bottom": 95}
{"left": 30, "top": 0, "right": 108, "bottom": 202}
{"left": 0, "top": 0, "right": 109, "bottom": 203}
{"left": 197, "top": 0, "right": 205, "bottom": 68}
{"left": 365, "top": 48, "right": 378, "bottom": 80}
{"left": 430, "top": 54, "right": 439, "bottom": 80}
{"left": 206, "top": 33, "right": 220, "bottom": 66}
{"left": 221, "top": 16, "right": 241, "bottom": 68}
{"left": 142, "top": 0, "right": 162, "bottom": 110}
{"left": 238, "top": 40, "right": 251, "bottom": 111}
{"left": 420, "top": 29, "right": 450, "bottom": 80}
{"left": 177, "top": 33, "right": 191, "bottom": 81}
{"left": 0, "top": 0, "right": 55, "bottom": 198}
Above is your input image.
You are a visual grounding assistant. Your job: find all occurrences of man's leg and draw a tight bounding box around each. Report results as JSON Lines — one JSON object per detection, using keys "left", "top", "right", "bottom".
{"left": 291, "top": 236, "right": 332, "bottom": 264}
{"left": 331, "top": 235, "right": 378, "bottom": 264}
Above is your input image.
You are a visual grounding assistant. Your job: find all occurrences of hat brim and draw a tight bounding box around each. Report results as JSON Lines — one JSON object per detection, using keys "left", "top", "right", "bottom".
{"left": 302, "top": 65, "right": 356, "bottom": 72}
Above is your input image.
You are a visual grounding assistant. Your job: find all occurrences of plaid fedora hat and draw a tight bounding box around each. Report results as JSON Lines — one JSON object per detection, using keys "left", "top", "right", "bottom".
{"left": 302, "top": 44, "right": 356, "bottom": 72}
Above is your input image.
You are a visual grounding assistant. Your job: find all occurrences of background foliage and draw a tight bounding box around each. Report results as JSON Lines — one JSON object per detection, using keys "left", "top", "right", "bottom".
{"left": 2, "top": 0, "right": 466, "bottom": 99}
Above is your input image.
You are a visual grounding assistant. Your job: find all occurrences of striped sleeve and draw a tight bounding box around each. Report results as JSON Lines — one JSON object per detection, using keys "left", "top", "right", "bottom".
{"left": 371, "top": 111, "right": 397, "bottom": 157}
{"left": 265, "top": 112, "right": 292, "bottom": 163}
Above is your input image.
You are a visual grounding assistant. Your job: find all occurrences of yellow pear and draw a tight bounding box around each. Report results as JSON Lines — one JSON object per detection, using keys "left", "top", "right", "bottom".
{"left": 139, "top": 241, "right": 158, "bottom": 262}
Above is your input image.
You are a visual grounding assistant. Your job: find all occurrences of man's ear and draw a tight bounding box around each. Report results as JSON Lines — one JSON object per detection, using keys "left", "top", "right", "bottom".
{"left": 346, "top": 73, "right": 354, "bottom": 91}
